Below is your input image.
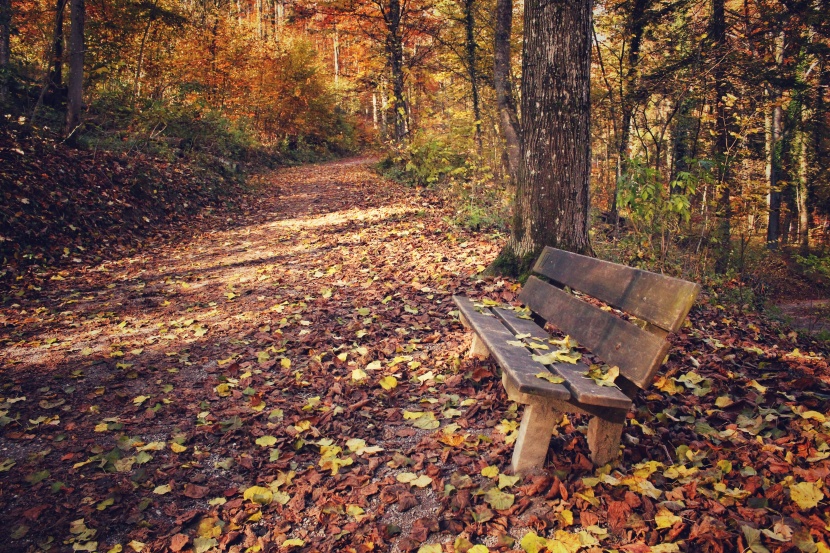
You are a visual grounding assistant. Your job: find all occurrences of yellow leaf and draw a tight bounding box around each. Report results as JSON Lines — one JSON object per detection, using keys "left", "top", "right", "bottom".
{"left": 790, "top": 481, "right": 824, "bottom": 510}
{"left": 282, "top": 539, "right": 305, "bottom": 548}
{"left": 247, "top": 510, "right": 262, "bottom": 522}
{"left": 243, "top": 486, "right": 273, "bottom": 505}
{"left": 379, "top": 376, "right": 398, "bottom": 390}
{"left": 255, "top": 436, "right": 277, "bottom": 447}
{"left": 153, "top": 484, "right": 171, "bottom": 495}
{"left": 715, "top": 396, "right": 734, "bottom": 408}
{"left": 798, "top": 410, "right": 827, "bottom": 423}
{"left": 748, "top": 380, "right": 767, "bottom": 394}
{"left": 281, "top": 358, "right": 291, "bottom": 369}
{"left": 535, "top": 372, "right": 564, "bottom": 384}
{"left": 411, "top": 475, "right": 433, "bottom": 488}
{"left": 655, "top": 507, "right": 681, "bottom": 528}
{"left": 481, "top": 465, "right": 499, "bottom": 478}
{"left": 351, "top": 368, "right": 368, "bottom": 382}
{"left": 654, "top": 376, "right": 683, "bottom": 395}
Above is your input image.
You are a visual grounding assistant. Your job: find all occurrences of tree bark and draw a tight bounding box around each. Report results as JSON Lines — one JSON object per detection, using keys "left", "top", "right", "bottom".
{"left": 796, "top": 91, "right": 810, "bottom": 252}
{"left": 0, "top": 0, "right": 10, "bottom": 101}
{"left": 612, "top": 0, "right": 649, "bottom": 217}
{"left": 384, "top": 0, "right": 407, "bottom": 142}
{"left": 493, "top": 0, "right": 520, "bottom": 183}
{"left": 133, "top": 6, "right": 155, "bottom": 104}
{"left": 494, "top": 0, "right": 593, "bottom": 275}
{"left": 49, "top": 0, "right": 67, "bottom": 105}
{"left": 64, "top": 0, "right": 84, "bottom": 137}
{"left": 765, "top": 31, "right": 784, "bottom": 249}
{"left": 462, "top": 0, "right": 481, "bottom": 153}
{"left": 712, "top": 0, "right": 731, "bottom": 272}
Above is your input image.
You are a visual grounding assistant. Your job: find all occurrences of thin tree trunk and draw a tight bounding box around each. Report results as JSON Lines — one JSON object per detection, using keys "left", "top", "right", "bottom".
{"left": 385, "top": 0, "right": 407, "bottom": 142}
{"left": 613, "top": 0, "right": 649, "bottom": 217}
{"left": 495, "top": 0, "right": 593, "bottom": 274}
{"left": 712, "top": 0, "right": 731, "bottom": 272}
{"left": 765, "top": 32, "right": 785, "bottom": 249}
{"left": 463, "top": 0, "right": 482, "bottom": 153}
{"left": 333, "top": 26, "right": 340, "bottom": 84}
{"left": 796, "top": 103, "right": 810, "bottom": 252}
{"left": 493, "top": 0, "right": 520, "bottom": 183}
{"left": 64, "top": 0, "right": 84, "bottom": 138}
{"left": 0, "top": 0, "right": 10, "bottom": 101}
{"left": 49, "top": 0, "right": 67, "bottom": 104}
{"left": 133, "top": 7, "right": 155, "bottom": 104}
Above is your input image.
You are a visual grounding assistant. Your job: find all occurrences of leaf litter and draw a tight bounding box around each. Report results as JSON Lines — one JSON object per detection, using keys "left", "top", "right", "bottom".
{"left": 0, "top": 159, "right": 829, "bottom": 552}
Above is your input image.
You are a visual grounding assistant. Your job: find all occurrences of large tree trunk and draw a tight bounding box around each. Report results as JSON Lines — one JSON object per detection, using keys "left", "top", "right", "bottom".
{"left": 64, "top": 0, "right": 84, "bottom": 137}
{"left": 493, "top": 0, "right": 520, "bottom": 183}
{"left": 712, "top": 0, "right": 731, "bottom": 272}
{"left": 463, "top": 0, "right": 481, "bottom": 153}
{"left": 0, "top": 0, "right": 10, "bottom": 101}
{"left": 494, "top": 0, "right": 593, "bottom": 275}
{"left": 385, "top": 0, "right": 407, "bottom": 142}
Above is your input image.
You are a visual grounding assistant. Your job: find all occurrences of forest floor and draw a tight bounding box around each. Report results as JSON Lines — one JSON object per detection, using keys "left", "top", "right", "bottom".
{"left": 2, "top": 158, "right": 830, "bottom": 553}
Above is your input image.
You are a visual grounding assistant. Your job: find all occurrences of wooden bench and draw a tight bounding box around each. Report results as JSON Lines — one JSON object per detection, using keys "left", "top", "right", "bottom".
{"left": 454, "top": 247, "right": 700, "bottom": 473}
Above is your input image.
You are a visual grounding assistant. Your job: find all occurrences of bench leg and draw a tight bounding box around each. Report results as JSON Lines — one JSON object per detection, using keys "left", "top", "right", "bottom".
{"left": 468, "top": 334, "right": 490, "bottom": 359}
{"left": 587, "top": 414, "right": 625, "bottom": 466}
{"left": 511, "top": 401, "right": 558, "bottom": 474}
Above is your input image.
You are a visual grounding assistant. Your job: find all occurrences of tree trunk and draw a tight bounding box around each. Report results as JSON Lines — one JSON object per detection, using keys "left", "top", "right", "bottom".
{"left": 494, "top": 0, "right": 593, "bottom": 275}
{"left": 49, "top": 0, "right": 67, "bottom": 105}
{"left": 463, "top": 0, "right": 482, "bottom": 153}
{"left": 796, "top": 98, "right": 810, "bottom": 252}
{"left": 766, "top": 31, "right": 784, "bottom": 249}
{"left": 133, "top": 9, "right": 155, "bottom": 104}
{"left": 0, "top": 0, "right": 10, "bottom": 101}
{"left": 493, "top": 0, "right": 520, "bottom": 183}
{"left": 612, "top": 0, "right": 649, "bottom": 217}
{"left": 712, "top": 0, "right": 731, "bottom": 272}
{"left": 64, "top": 0, "right": 84, "bottom": 138}
{"left": 385, "top": 0, "right": 407, "bottom": 142}
{"left": 333, "top": 26, "right": 340, "bottom": 84}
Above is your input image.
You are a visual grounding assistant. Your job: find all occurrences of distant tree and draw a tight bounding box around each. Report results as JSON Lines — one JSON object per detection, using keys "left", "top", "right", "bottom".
{"left": 65, "top": 0, "right": 84, "bottom": 137}
{"left": 0, "top": 0, "right": 10, "bottom": 101}
{"left": 494, "top": 0, "right": 593, "bottom": 275}
{"left": 493, "top": 0, "right": 520, "bottom": 182}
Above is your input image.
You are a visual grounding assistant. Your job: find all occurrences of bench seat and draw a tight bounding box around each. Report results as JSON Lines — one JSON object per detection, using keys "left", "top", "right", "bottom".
{"left": 454, "top": 247, "right": 700, "bottom": 473}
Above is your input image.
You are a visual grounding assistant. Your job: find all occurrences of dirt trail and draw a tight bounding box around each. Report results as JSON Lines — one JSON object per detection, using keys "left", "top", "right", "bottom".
{"left": 0, "top": 158, "right": 506, "bottom": 552}
{"left": 3, "top": 159, "right": 830, "bottom": 553}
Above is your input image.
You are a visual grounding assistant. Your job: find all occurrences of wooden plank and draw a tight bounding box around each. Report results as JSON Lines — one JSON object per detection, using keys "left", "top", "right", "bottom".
{"left": 533, "top": 247, "right": 701, "bottom": 332}
{"left": 453, "top": 296, "right": 570, "bottom": 401}
{"left": 518, "top": 277, "right": 671, "bottom": 390}
{"left": 501, "top": 373, "right": 629, "bottom": 423}
{"left": 494, "top": 307, "right": 633, "bottom": 409}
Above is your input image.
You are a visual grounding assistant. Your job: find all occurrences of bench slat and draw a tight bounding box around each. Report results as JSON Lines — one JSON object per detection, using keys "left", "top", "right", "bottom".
{"left": 453, "top": 296, "right": 570, "bottom": 401}
{"left": 519, "top": 277, "right": 671, "bottom": 390}
{"left": 493, "top": 307, "right": 633, "bottom": 410}
{"left": 533, "top": 247, "right": 700, "bottom": 332}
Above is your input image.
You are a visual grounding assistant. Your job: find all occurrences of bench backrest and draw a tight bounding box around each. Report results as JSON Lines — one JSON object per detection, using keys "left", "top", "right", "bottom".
{"left": 518, "top": 247, "right": 700, "bottom": 390}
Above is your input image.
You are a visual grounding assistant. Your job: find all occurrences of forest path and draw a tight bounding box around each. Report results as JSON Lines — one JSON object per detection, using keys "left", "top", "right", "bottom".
{"left": 0, "top": 157, "right": 508, "bottom": 552}
{"left": 3, "top": 159, "right": 830, "bottom": 553}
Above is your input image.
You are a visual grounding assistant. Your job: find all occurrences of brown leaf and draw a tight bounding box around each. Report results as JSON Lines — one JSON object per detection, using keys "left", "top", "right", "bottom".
{"left": 169, "top": 534, "right": 189, "bottom": 552}
{"left": 396, "top": 492, "right": 418, "bottom": 512}
{"left": 183, "top": 484, "right": 210, "bottom": 499}
{"left": 607, "top": 500, "right": 632, "bottom": 532}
